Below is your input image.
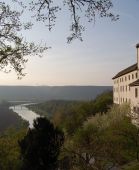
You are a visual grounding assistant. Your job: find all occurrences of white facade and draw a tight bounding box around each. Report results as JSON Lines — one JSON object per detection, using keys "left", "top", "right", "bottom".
{"left": 113, "top": 70, "right": 138, "bottom": 105}
{"left": 113, "top": 44, "right": 139, "bottom": 113}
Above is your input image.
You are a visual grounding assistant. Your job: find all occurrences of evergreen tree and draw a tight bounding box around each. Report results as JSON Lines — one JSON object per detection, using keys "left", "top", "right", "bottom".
{"left": 19, "top": 117, "right": 64, "bottom": 170}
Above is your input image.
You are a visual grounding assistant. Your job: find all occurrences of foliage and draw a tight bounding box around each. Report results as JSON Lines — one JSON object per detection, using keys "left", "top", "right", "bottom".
{"left": 14, "top": 0, "right": 119, "bottom": 43}
{"left": 0, "top": 0, "right": 119, "bottom": 77}
{"left": 19, "top": 117, "right": 64, "bottom": 170}
{"left": 0, "top": 102, "right": 28, "bottom": 132}
{"left": 29, "top": 91, "right": 113, "bottom": 135}
{"left": 62, "top": 91, "right": 113, "bottom": 135}
{"left": 28, "top": 100, "right": 80, "bottom": 118}
{"left": 0, "top": 2, "right": 48, "bottom": 78}
{"left": 0, "top": 128, "right": 26, "bottom": 170}
{"left": 1, "top": 93, "right": 139, "bottom": 169}
{"left": 93, "top": 91, "right": 113, "bottom": 113}
{"left": 60, "top": 104, "right": 139, "bottom": 170}
{"left": 121, "top": 160, "right": 139, "bottom": 170}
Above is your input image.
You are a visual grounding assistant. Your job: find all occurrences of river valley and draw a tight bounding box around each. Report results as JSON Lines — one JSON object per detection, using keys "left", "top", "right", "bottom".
{"left": 10, "top": 103, "right": 39, "bottom": 128}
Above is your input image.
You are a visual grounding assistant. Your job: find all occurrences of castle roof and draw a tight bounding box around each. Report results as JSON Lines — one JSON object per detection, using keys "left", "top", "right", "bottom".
{"left": 112, "top": 63, "right": 137, "bottom": 79}
{"left": 129, "top": 79, "right": 139, "bottom": 87}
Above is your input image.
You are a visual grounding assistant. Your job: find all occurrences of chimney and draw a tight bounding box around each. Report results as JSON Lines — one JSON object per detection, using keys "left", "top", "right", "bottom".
{"left": 136, "top": 43, "right": 139, "bottom": 69}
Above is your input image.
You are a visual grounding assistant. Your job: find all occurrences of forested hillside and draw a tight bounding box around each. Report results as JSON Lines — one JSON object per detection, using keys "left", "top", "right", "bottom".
{"left": 0, "top": 92, "right": 139, "bottom": 169}
{"left": 28, "top": 91, "right": 113, "bottom": 120}
{"left": 0, "top": 102, "right": 28, "bottom": 132}
{"left": 0, "top": 86, "right": 112, "bottom": 101}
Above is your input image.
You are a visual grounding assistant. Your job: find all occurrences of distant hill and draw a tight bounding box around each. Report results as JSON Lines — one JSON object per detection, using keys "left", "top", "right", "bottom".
{"left": 0, "top": 86, "right": 112, "bottom": 102}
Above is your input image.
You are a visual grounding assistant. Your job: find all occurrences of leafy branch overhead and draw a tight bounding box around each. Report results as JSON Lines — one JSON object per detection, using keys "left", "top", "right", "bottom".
{"left": 27, "top": 0, "right": 119, "bottom": 42}
{"left": 0, "top": 2, "right": 48, "bottom": 78}
{"left": 0, "top": 0, "right": 118, "bottom": 77}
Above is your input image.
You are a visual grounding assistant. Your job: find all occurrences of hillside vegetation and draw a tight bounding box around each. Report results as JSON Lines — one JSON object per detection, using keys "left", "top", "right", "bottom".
{"left": 0, "top": 86, "right": 112, "bottom": 101}
{"left": 0, "top": 101, "right": 28, "bottom": 132}
{"left": 0, "top": 92, "right": 139, "bottom": 169}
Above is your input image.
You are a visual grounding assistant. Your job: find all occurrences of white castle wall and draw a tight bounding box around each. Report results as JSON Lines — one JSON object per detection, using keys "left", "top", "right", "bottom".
{"left": 113, "top": 70, "right": 138, "bottom": 105}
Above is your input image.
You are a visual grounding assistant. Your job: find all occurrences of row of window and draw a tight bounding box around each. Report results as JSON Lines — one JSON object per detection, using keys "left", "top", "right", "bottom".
{"left": 114, "top": 97, "right": 130, "bottom": 103}
{"left": 114, "top": 72, "right": 138, "bottom": 84}
{"left": 133, "top": 107, "right": 139, "bottom": 114}
{"left": 114, "top": 88, "right": 138, "bottom": 103}
{"left": 114, "top": 85, "right": 130, "bottom": 92}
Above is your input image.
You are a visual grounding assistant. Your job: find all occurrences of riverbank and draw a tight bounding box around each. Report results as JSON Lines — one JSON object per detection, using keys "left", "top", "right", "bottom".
{"left": 10, "top": 104, "right": 40, "bottom": 128}
{"left": 0, "top": 104, "right": 28, "bottom": 133}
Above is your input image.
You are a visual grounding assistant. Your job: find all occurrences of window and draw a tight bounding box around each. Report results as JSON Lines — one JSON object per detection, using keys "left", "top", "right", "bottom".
{"left": 133, "top": 107, "right": 139, "bottom": 113}
{"left": 132, "top": 74, "right": 134, "bottom": 79}
{"left": 128, "top": 75, "right": 130, "bottom": 80}
{"left": 129, "top": 86, "right": 130, "bottom": 91}
{"left": 125, "top": 76, "right": 127, "bottom": 81}
{"left": 133, "top": 107, "right": 136, "bottom": 112}
{"left": 136, "top": 73, "right": 138, "bottom": 79}
{"left": 135, "top": 88, "right": 138, "bottom": 98}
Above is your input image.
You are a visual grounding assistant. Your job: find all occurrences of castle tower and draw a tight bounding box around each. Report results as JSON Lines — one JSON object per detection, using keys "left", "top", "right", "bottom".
{"left": 136, "top": 43, "right": 139, "bottom": 71}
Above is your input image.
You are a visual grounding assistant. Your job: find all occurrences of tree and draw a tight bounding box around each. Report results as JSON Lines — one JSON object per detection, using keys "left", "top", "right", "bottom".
{"left": 16, "top": 0, "right": 119, "bottom": 42}
{"left": 19, "top": 117, "right": 64, "bottom": 170}
{"left": 61, "top": 104, "right": 138, "bottom": 170}
{"left": 0, "top": 128, "right": 26, "bottom": 170}
{"left": 0, "top": 0, "right": 118, "bottom": 77}
{"left": 0, "top": 2, "right": 48, "bottom": 78}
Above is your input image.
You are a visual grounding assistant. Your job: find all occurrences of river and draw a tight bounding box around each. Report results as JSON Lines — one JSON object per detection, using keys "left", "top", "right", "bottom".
{"left": 10, "top": 103, "right": 40, "bottom": 128}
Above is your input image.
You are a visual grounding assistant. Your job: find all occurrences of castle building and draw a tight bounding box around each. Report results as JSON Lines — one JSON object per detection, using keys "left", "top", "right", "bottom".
{"left": 112, "top": 44, "right": 139, "bottom": 113}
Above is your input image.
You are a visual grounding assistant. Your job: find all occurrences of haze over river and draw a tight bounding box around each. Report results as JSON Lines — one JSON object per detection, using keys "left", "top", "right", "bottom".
{"left": 10, "top": 103, "right": 39, "bottom": 128}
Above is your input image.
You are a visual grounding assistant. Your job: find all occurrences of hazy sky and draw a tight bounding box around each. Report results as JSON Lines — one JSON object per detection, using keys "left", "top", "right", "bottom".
{"left": 0, "top": 0, "right": 139, "bottom": 86}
